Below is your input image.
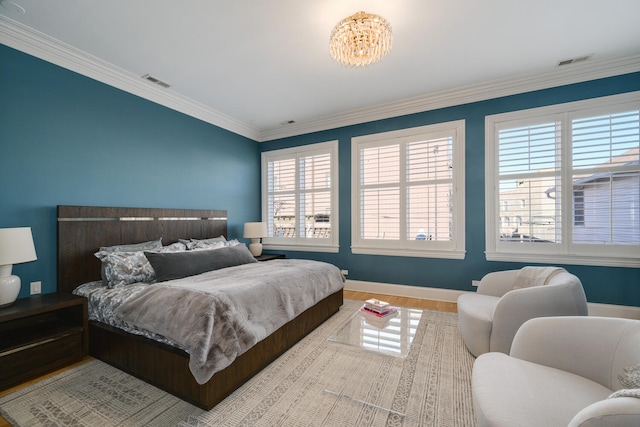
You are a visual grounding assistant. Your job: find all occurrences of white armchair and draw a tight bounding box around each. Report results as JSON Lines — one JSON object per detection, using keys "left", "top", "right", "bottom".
{"left": 457, "top": 268, "right": 588, "bottom": 357}
{"left": 472, "top": 316, "right": 640, "bottom": 427}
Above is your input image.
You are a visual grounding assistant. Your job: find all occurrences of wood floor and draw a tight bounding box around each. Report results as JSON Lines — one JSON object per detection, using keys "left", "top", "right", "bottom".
{"left": 0, "top": 293, "right": 455, "bottom": 426}
{"left": 344, "top": 290, "right": 458, "bottom": 312}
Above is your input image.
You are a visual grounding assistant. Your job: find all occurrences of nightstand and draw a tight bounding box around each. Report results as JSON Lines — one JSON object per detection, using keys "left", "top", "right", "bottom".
{"left": 0, "top": 293, "right": 88, "bottom": 390}
{"left": 255, "top": 254, "right": 285, "bottom": 261}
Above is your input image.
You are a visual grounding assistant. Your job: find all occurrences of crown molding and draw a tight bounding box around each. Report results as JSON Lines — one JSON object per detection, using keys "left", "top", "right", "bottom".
{"left": 0, "top": 16, "right": 262, "bottom": 141}
{"left": 260, "top": 53, "right": 640, "bottom": 141}
{"left": 2, "top": 16, "right": 639, "bottom": 143}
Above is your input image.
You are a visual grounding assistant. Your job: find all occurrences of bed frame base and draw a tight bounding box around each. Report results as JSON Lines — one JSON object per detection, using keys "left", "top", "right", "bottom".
{"left": 89, "top": 290, "right": 343, "bottom": 410}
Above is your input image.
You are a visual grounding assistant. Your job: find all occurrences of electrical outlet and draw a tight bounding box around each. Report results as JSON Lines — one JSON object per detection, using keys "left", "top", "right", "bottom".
{"left": 30, "top": 281, "right": 41, "bottom": 295}
{"left": 341, "top": 269, "right": 349, "bottom": 276}
{"left": 472, "top": 280, "right": 480, "bottom": 287}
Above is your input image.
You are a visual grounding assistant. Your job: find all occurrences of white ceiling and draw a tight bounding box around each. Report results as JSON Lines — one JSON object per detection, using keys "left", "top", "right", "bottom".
{"left": 1, "top": 0, "right": 640, "bottom": 141}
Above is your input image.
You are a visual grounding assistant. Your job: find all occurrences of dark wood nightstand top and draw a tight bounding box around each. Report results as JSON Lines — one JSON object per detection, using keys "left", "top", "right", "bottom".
{"left": 0, "top": 293, "right": 86, "bottom": 322}
{"left": 255, "top": 254, "right": 286, "bottom": 261}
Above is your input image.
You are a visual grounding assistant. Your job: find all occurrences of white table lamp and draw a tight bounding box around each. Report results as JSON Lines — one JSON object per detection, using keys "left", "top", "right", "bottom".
{"left": 0, "top": 227, "right": 37, "bottom": 307}
{"left": 243, "top": 222, "right": 267, "bottom": 257}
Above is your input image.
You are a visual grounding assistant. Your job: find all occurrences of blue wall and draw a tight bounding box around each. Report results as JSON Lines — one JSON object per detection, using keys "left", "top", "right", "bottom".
{"left": 2, "top": 43, "right": 638, "bottom": 307}
{"left": 0, "top": 45, "right": 261, "bottom": 298}
{"left": 261, "top": 72, "right": 640, "bottom": 307}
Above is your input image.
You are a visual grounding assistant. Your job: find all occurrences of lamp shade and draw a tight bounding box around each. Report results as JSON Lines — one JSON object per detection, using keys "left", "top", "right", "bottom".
{"left": 243, "top": 222, "right": 268, "bottom": 239}
{"left": 0, "top": 227, "right": 37, "bottom": 266}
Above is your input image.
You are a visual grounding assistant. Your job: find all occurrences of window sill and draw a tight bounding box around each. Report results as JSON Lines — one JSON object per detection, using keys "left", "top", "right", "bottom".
{"left": 485, "top": 251, "right": 640, "bottom": 268}
{"left": 263, "top": 243, "right": 339, "bottom": 253}
{"left": 351, "top": 246, "right": 466, "bottom": 259}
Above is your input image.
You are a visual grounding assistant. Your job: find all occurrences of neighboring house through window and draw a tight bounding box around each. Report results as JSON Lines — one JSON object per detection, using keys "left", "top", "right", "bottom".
{"left": 261, "top": 140, "right": 339, "bottom": 252}
{"left": 485, "top": 91, "right": 640, "bottom": 267}
{"left": 351, "top": 120, "right": 466, "bottom": 259}
{"left": 573, "top": 190, "right": 585, "bottom": 227}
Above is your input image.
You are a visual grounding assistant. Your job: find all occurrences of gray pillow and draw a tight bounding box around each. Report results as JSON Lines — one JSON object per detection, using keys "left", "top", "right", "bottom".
{"left": 145, "top": 243, "right": 257, "bottom": 282}
{"left": 195, "top": 235, "right": 227, "bottom": 244}
{"left": 99, "top": 238, "right": 163, "bottom": 253}
{"left": 94, "top": 242, "right": 187, "bottom": 288}
{"left": 186, "top": 240, "right": 226, "bottom": 251}
{"left": 97, "top": 251, "right": 156, "bottom": 288}
{"left": 187, "top": 238, "right": 238, "bottom": 251}
{"left": 178, "top": 235, "right": 227, "bottom": 245}
{"left": 95, "top": 238, "right": 163, "bottom": 286}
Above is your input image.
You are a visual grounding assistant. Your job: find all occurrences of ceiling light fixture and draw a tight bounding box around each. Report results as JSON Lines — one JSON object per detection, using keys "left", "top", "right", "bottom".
{"left": 329, "top": 11, "right": 392, "bottom": 68}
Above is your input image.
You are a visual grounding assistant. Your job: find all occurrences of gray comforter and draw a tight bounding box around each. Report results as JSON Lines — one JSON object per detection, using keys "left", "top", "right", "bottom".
{"left": 116, "top": 259, "right": 344, "bottom": 384}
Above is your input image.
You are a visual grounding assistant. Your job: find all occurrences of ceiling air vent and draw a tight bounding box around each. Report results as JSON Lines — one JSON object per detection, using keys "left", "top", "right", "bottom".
{"left": 141, "top": 74, "right": 171, "bottom": 88}
{"left": 556, "top": 54, "right": 593, "bottom": 67}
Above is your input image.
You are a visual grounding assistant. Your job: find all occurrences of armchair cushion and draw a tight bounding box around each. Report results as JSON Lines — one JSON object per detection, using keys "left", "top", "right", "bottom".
{"left": 473, "top": 352, "right": 611, "bottom": 427}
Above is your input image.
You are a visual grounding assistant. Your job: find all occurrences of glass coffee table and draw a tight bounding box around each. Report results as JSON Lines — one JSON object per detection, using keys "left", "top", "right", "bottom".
{"left": 327, "top": 305, "right": 423, "bottom": 357}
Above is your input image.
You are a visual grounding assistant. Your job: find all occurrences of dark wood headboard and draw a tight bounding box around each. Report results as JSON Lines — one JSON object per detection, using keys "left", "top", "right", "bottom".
{"left": 57, "top": 205, "right": 227, "bottom": 293}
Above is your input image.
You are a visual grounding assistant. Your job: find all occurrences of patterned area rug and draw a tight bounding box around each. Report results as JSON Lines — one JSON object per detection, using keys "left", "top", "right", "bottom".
{"left": 0, "top": 300, "right": 476, "bottom": 426}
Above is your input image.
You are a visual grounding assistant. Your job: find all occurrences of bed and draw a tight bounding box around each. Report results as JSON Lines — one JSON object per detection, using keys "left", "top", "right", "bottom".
{"left": 57, "top": 205, "right": 344, "bottom": 410}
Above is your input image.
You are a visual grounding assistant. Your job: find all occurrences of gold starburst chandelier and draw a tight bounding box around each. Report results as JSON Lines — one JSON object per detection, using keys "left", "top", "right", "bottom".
{"left": 329, "top": 11, "right": 393, "bottom": 68}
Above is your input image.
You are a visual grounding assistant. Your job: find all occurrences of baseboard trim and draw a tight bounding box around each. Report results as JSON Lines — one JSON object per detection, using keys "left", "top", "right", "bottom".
{"left": 587, "top": 303, "right": 640, "bottom": 320}
{"left": 344, "top": 279, "right": 640, "bottom": 320}
{"left": 345, "top": 279, "right": 466, "bottom": 303}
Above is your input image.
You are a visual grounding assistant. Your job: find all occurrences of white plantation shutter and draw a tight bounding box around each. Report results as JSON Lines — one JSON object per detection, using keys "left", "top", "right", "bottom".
{"left": 571, "top": 110, "right": 640, "bottom": 245}
{"left": 497, "top": 122, "right": 562, "bottom": 243}
{"left": 572, "top": 111, "right": 639, "bottom": 169}
{"left": 486, "top": 91, "right": 640, "bottom": 267}
{"left": 406, "top": 137, "right": 454, "bottom": 241}
{"left": 262, "top": 141, "right": 339, "bottom": 252}
{"left": 267, "top": 158, "right": 296, "bottom": 237}
{"left": 361, "top": 144, "right": 400, "bottom": 240}
{"left": 361, "top": 187, "right": 400, "bottom": 239}
{"left": 358, "top": 135, "right": 455, "bottom": 242}
{"left": 300, "top": 153, "right": 332, "bottom": 238}
{"left": 352, "top": 121, "right": 465, "bottom": 259}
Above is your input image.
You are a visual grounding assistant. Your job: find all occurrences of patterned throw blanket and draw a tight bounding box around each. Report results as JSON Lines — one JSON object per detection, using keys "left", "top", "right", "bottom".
{"left": 116, "top": 259, "right": 344, "bottom": 384}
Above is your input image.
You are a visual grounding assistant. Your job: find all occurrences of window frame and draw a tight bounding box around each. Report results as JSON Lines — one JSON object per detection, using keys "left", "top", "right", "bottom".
{"left": 485, "top": 91, "right": 640, "bottom": 267}
{"left": 351, "top": 121, "right": 466, "bottom": 259}
{"left": 261, "top": 140, "right": 339, "bottom": 253}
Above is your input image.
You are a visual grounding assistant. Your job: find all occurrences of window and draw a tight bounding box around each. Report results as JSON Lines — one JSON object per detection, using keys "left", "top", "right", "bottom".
{"left": 485, "top": 91, "right": 640, "bottom": 267}
{"left": 351, "top": 121, "right": 465, "bottom": 259}
{"left": 262, "top": 141, "right": 339, "bottom": 252}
